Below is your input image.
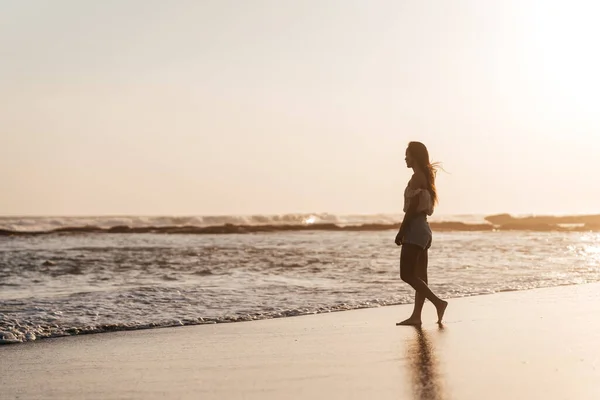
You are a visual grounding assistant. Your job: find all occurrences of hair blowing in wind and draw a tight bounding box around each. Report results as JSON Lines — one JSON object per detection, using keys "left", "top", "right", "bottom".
{"left": 407, "top": 141, "right": 439, "bottom": 205}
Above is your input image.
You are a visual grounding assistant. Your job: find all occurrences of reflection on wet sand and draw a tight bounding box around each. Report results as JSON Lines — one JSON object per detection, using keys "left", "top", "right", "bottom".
{"left": 406, "top": 325, "right": 446, "bottom": 400}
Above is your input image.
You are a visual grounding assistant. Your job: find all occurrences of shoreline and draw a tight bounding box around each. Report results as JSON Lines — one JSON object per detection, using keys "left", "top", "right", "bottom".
{"left": 2, "top": 283, "right": 600, "bottom": 399}
{"left": 2, "top": 281, "right": 597, "bottom": 345}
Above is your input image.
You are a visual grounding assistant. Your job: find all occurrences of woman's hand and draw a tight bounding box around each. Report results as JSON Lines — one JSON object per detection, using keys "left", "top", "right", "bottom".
{"left": 395, "top": 230, "right": 404, "bottom": 246}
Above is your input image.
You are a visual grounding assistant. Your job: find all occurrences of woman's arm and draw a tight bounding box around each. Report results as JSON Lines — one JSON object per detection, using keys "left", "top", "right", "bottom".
{"left": 395, "top": 172, "right": 427, "bottom": 246}
{"left": 395, "top": 194, "right": 420, "bottom": 245}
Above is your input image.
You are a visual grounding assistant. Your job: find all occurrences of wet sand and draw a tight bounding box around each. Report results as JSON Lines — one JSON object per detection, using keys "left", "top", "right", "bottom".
{"left": 2, "top": 283, "right": 600, "bottom": 399}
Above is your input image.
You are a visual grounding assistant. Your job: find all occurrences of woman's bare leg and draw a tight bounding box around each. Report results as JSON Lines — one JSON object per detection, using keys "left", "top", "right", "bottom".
{"left": 399, "top": 245, "right": 448, "bottom": 324}
{"left": 408, "top": 277, "right": 447, "bottom": 323}
{"left": 412, "top": 249, "right": 428, "bottom": 319}
{"left": 397, "top": 249, "right": 427, "bottom": 325}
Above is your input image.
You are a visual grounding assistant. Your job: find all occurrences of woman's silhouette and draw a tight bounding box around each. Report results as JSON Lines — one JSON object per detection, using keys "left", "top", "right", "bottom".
{"left": 395, "top": 142, "right": 448, "bottom": 325}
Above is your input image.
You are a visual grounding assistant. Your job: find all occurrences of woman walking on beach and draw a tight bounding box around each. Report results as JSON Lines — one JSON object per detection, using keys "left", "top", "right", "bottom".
{"left": 395, "top": 141, "right": 448, "bottom": 325}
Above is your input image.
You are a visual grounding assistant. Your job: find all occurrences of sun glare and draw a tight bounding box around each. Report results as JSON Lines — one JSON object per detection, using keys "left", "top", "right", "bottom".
{"left": 304, "top": 216, "right": 316, "bottom": 225}
{"left": 524, "top": 1, "right": 600, "bottom": 119}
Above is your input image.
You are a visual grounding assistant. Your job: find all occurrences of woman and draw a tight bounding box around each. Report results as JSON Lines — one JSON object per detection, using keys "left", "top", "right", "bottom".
{"left": 395, "top": 141, "right": 447, "bottom": 325}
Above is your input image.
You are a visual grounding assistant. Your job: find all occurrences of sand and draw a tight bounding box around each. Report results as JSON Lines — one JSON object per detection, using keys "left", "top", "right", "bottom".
{"left": 2, "top": 283, "right": 600, "bottom": 400}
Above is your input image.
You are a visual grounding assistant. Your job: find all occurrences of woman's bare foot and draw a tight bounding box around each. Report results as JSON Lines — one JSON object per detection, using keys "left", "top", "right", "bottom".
{"left": 396, "top": 317, "right": 422, "bottom": 326}
{"left": 436, "top": 300, "right": 448, "bottom": 323}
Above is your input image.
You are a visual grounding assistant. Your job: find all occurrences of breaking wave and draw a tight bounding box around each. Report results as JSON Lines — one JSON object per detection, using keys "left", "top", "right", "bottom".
{"left": 1, "top": 213, "right": 599, "bottom": 235}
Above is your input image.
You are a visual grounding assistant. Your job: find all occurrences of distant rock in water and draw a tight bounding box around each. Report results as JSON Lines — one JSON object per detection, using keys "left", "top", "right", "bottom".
{"left": 107, "top": 225, "right": 133, "bottom": 233}
{"left": 42, "top": 260, "right": 56, "bottom": 266}
{"left": 485, "top": 214, "right": 600, "bottom": 231}
{"left": 429, "top": 222, "right": 494, "bottom": 231}
{"left": 485, "top": 214, "right": 513, "bottom": 225}
{"left": 53, "top": 225, "right": 104, "bottom": 233}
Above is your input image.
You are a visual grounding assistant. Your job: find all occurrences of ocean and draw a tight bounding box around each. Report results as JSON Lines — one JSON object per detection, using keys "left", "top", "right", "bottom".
{"left": 1, "top": 215, "right": 599, "bottom": 344}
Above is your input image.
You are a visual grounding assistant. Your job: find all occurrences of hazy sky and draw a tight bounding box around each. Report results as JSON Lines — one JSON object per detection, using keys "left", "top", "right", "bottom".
{"left": 1, "top": 0, "right": 599, "bottom": 216}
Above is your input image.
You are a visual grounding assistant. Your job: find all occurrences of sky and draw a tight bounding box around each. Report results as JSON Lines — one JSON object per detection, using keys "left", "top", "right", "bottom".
{"left": 1, "top": 0, "right": 599, "bottom": 216}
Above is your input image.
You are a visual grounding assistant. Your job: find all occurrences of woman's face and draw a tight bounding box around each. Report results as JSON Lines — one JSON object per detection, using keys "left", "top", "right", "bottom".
{"left": 405, "top": 148, "right": 414, "bottom": 168}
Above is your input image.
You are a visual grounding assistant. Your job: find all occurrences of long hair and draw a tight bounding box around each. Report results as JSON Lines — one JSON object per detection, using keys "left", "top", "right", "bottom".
{"left": 407, "top": 141, "right": 439, "bottom": 205}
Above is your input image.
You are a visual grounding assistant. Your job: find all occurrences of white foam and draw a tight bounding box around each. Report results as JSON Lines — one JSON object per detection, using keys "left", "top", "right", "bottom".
{"left": 0, "top": 214, "right": 490, "bottom": 232}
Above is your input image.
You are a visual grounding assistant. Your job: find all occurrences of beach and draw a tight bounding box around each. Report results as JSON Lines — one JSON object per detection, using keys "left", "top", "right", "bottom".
{"left": 2, "top": 283, "right": 600, "bottom": 399}
{"left": 4, "top": 0, "right": 600, "bottom": 398}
